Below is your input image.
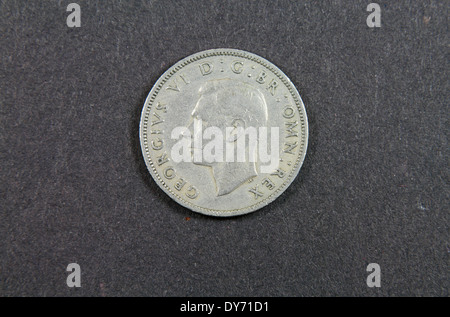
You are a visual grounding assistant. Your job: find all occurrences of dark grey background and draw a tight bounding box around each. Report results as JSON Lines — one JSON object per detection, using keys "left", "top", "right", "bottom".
{"left": 1, "top": 0, "right": 448, "bottom": 296}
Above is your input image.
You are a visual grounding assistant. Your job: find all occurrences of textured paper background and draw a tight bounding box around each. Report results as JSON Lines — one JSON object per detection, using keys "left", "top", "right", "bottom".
{"left": 1, "top": 0, "right": 448, "bottom": 296}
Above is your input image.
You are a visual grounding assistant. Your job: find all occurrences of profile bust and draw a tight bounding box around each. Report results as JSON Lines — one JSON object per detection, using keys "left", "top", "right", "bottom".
{"left": 189, "top": 79, "right": 268, "bottom": 196}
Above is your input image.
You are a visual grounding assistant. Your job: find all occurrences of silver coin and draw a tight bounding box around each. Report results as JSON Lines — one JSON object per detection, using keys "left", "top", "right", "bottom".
{"left": 139, "top": 48, "right": 308, "bottom": 217}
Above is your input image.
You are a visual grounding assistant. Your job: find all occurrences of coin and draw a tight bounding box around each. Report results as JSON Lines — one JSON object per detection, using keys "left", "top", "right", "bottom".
{"left": 139, "top": 48, "right": 308, "bottom": 217}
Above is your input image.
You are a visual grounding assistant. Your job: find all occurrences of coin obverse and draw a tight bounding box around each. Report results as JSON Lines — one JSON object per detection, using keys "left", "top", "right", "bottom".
{"left": 139, "top": 48, "right": 308, "bottom": 217}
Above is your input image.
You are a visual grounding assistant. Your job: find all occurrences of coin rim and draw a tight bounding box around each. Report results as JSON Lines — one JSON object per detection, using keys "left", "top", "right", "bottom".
{"left": 139, "top": 48, "right": 308, "bottom": 217}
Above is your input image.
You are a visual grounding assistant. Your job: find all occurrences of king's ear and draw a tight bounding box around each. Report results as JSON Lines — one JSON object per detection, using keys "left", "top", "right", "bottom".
{"left": 226, "top": 118, "right": 246, "bottom": 142}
